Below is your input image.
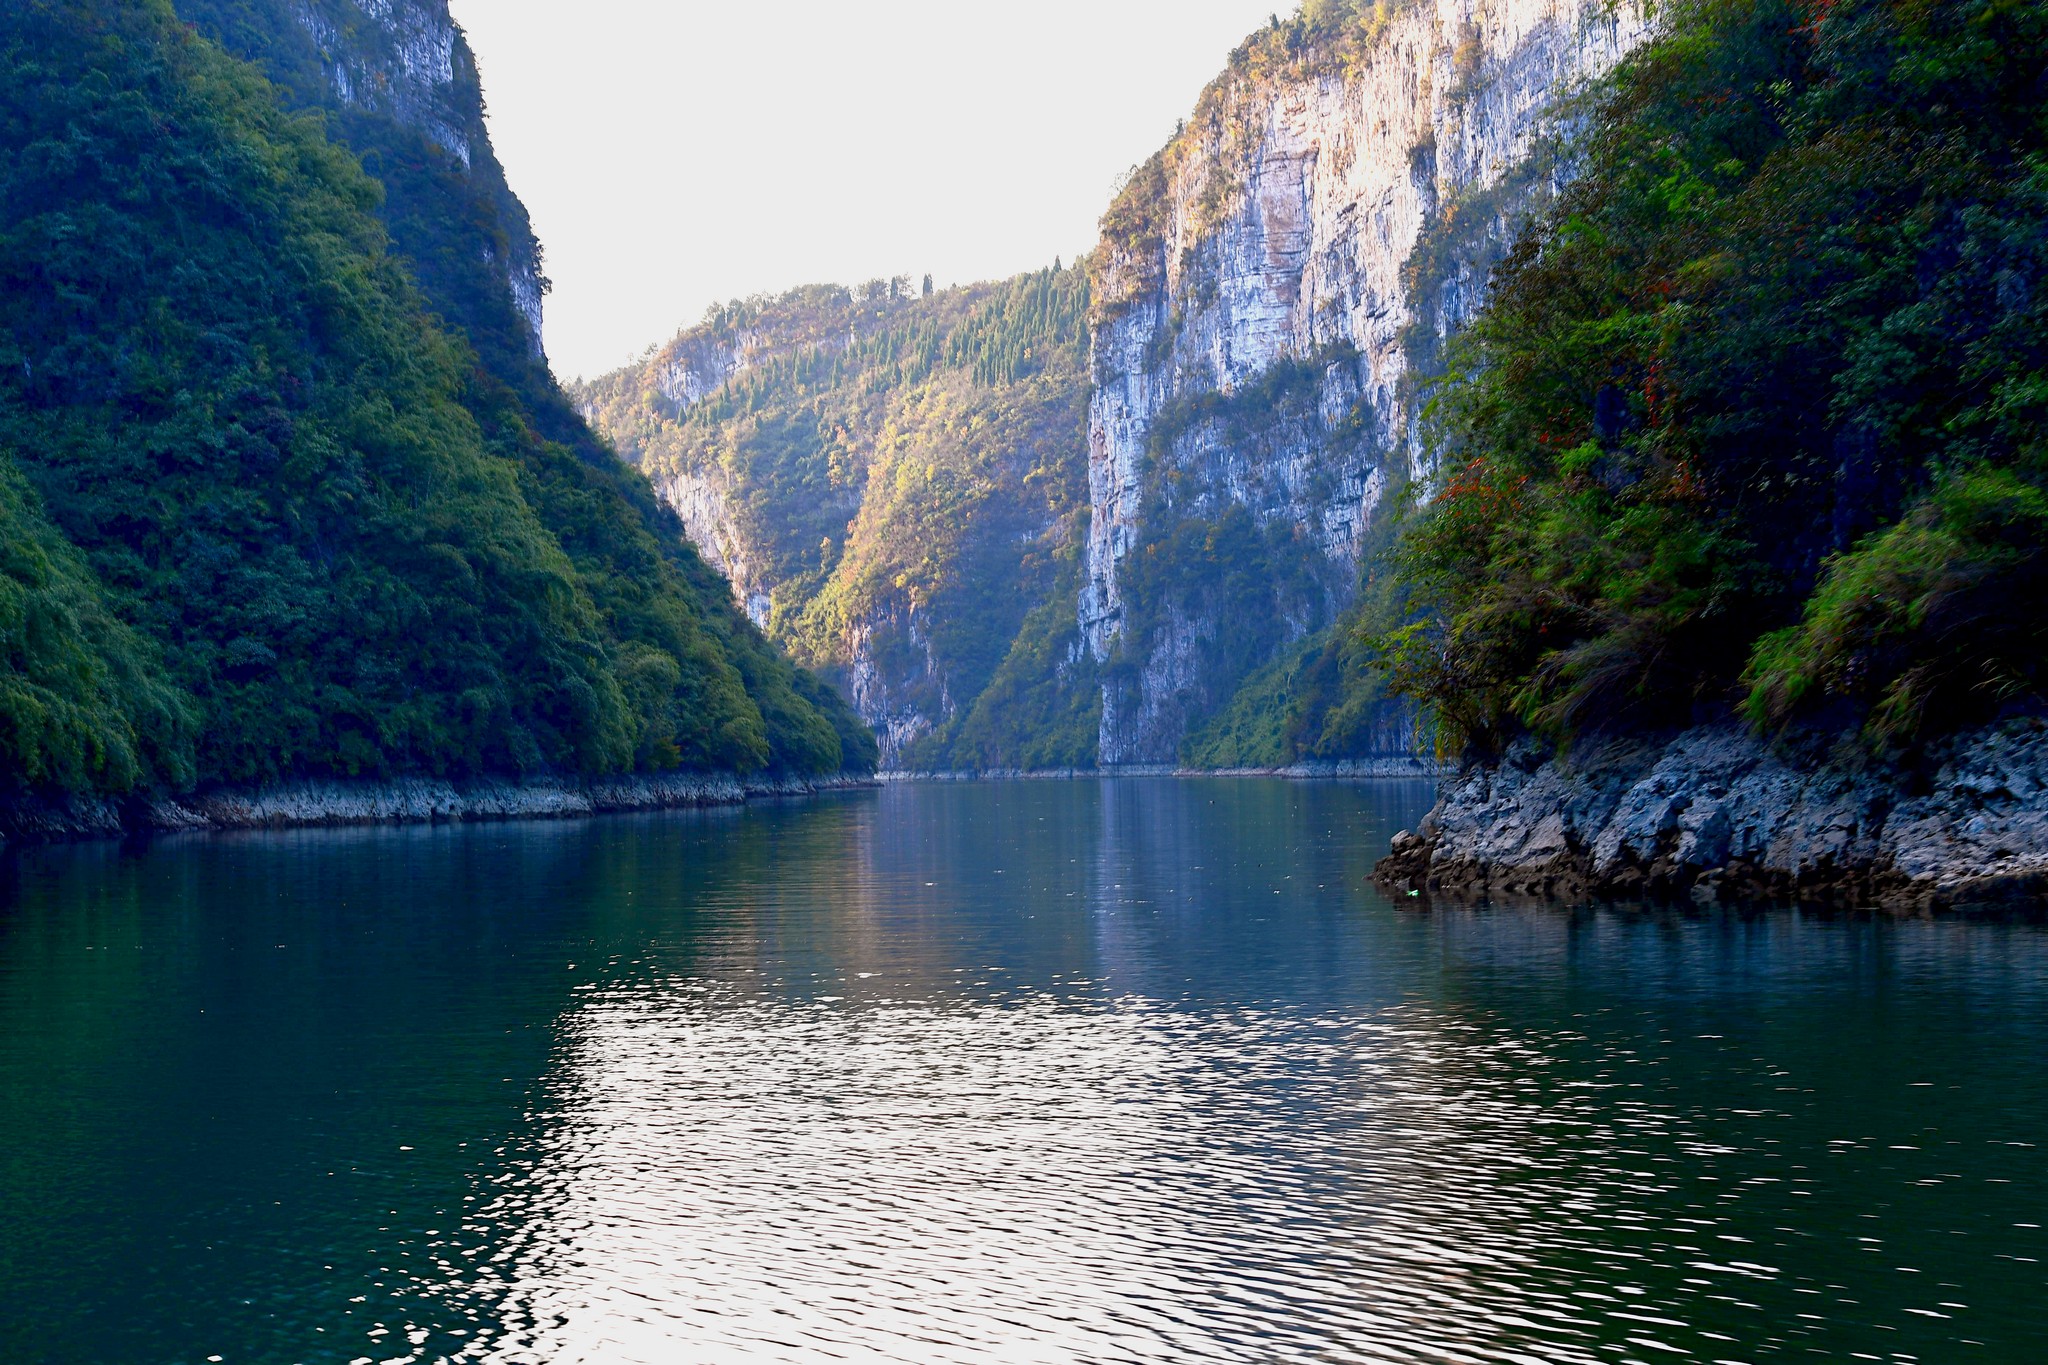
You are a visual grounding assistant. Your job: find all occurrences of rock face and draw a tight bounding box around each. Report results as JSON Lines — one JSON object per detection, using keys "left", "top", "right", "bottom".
{"left": 1375, "top": 722, "right": 2048, "bottom": 910}
{"left": 294, "top": 0, "right": 475, "bottom": 166}
{"left": 602, "top": 290, "right": 876, "bottom": 630}
{"left": 579, "top": 5, "right": 1655, "bottom": 773}
{"left": 647, "top": 468, "right": 774, "bottom": 626}
{"left": 304, "top": 0, "right": 547, "bottom": 350}
{"left": 1082, "top": 0, "right": 1648, "bottom": 763}
{"left": 183, "top": 0, "right": 549, "bottom": 359}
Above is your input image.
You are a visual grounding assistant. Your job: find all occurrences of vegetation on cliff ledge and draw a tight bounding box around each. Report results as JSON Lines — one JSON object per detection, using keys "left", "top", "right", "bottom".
{"left": 1384, "top": 0, "right": 2048, "bottom": 757}
{"left": 0, "top": 0, "right": 871, "bottom": 802}
{"left": 1092, "top": 0, "right": 1420, "bottom": 324}
{"left": 578, "top": 267, "right": 1100, "bottom": 771}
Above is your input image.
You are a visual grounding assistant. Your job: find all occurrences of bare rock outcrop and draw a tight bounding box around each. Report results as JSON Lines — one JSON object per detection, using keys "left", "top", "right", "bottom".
{"left": 1375, "top": 722, "right": 2048, "bottom": 911}
{"left": 0, "top": 772, "right": 876, "bottom": 845}
{"left": 1084, "top": 0, "right": 1651, "bottom": 763}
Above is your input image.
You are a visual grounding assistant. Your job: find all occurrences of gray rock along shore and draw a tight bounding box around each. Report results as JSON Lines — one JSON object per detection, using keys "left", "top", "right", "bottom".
{"left": 877, "top": 758, "right": 1444, "bottom": 783}
{"left": 1374, "top": 720, "right": 2048, "bottom": 911}
{"left": 0, "top": 771, "right": 878, "bottom": 845}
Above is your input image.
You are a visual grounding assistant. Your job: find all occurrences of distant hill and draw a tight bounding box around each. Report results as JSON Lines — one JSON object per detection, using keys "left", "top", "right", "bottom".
{"left": 578, "top": 0, "right": 1641, "bottom": 772}
{"left": 577, "top": 270, "right": 1102, "bottom": 772}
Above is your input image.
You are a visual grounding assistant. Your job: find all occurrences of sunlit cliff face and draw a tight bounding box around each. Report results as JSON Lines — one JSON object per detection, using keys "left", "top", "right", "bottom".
{"left": 573, "top": 3, "right": 1649, "bottom": 771}
{"left": 1083, "top": 0, "right": 1651, "bottom": 763}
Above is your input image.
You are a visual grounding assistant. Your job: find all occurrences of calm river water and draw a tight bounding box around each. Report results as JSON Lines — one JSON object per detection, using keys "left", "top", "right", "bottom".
{"left": 2, "top": 778, "right": 2046, "bottom": 1364}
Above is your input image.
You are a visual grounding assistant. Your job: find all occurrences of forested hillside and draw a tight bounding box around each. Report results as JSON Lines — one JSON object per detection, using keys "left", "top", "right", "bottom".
{"left": 582, "top": 0, "right": 1639, "bottom": 775}
{"left": 177, "top": 0, "right": 556, "bottom": 425}
{"left": 60, "top": 0, "right": 2028, "bottom": 791}
{"left": 0, "top": 0, "right": 872, "bottom": 807}
{"left": 579, "top": 268, "right": 1102, "bottom": 771}
{"left": 1384, "top": 0, "right": 2048, "bottom": 758}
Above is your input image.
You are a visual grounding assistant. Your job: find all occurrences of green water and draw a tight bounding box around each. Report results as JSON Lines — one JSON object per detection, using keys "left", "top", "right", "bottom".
{"left": 1, "top": 778, "right": 2044, "bottom": 1363}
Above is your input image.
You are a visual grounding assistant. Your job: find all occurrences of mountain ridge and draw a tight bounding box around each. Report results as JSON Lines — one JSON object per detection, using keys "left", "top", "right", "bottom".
{"left": 582, "top": 0, "right": 1647, "bottom": 773}
{"left": 0, "top": 0, "right": 874, "bottom": 826}
{"left": 577, "top": 269, "right": 1101, "bottom": 772}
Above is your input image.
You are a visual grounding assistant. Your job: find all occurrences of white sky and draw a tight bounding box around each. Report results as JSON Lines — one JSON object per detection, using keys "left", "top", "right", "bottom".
{"left": 448, "top": 0, "right": 1285, "bottom": 380}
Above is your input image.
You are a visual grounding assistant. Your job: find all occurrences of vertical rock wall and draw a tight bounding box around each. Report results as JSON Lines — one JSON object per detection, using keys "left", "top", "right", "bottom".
{"left": 1082, "top": 0, "right": 1648, "bottom": 764}
{"left": 575, "top": 2, "right": 1655, "bottom": 773}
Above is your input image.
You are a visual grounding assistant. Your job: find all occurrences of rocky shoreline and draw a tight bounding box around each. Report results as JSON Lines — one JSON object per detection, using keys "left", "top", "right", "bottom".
{"left": 1373, "top": 721, "right": 2048, "bottom": 911}
{"left": 0, "top": 771, "right": 879, "bottom": 845}
{"left": 878, "top": 758, "right": 1443, "bottom": 783}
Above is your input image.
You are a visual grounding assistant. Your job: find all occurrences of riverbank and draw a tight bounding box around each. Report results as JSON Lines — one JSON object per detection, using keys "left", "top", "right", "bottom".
{"left": 879, "top": 758, "right": 1443, "bottom": 783}
{"left": 1374, "top": 720, "right": 2048, "bottom": 911}
{"left": 0, "top": 771, "right": 879, "bottom": 844}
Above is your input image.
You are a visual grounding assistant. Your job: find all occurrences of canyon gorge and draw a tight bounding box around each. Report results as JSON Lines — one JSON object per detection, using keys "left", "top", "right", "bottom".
{"left": 585, "top": 0, "right": 1650, "bottom": 773}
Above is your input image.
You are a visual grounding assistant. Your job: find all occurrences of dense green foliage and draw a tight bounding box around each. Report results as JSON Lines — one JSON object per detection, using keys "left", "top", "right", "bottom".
{"left": 0, "top": 464, "right": 193, "bottom": 796}
{"left": 1182, "top": 543, "right": 1415, "bottom": 767}
{"left": 177, "top": 0, "right": 872, "bottom": 777}
{"left": 580, "top": 267, "right": 1096, "bottom": 771}
{"left": 173, "top": 0, "right": 600, "bottom": 464}
{"left": 1384, "top": 0, "right": 2048, "bottom": 756}
{"left": 0, "top": 0, "right": 868, "bottom": 797}
{"left": 945, "top": 561, "right": 1103, "bottom": 771}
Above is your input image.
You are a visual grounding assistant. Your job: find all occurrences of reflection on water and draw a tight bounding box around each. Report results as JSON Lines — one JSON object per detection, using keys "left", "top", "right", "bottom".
{"left": 2, "top": 779, "right": 2046, "bottom": 1364}
{"left": 475, "top": 995, "right": 1700, "bottom": 1365}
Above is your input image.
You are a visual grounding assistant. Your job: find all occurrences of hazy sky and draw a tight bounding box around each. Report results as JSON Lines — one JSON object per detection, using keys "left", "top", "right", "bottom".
{"left": 447, "top": 0, "right": 1284, "bottom": 379}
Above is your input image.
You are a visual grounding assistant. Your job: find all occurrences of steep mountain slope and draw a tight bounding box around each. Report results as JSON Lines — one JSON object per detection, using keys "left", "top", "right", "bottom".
{"left": 579, "top": 269, "right": 1100, "bottom": 771}
{"left": 176, "top": 0, "right": 549, "bottom": 397}
{"left": 1386, "top": 0, "right": 2048, "bottom": 753}
{"left": 174, "top": 0, "right": 875, "bottom": 775}
{"left": 585, "top": 0, "right": 1645, "bottom": 772}
{"left": 1083, "top": 0, "right": 1648, "bottom": 764}
{"left": 0, "top": 0, "right": 871, "bottom": 811}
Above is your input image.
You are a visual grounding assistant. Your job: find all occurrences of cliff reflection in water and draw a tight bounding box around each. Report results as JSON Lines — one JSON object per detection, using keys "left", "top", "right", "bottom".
{"left": 2, "top": 780, "right": 2046, "bottom": 1364}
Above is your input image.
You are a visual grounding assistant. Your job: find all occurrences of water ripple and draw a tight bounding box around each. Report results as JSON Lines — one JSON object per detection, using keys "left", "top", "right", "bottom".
{"left": 4, "top": 779, "right": 2045, "bottom": 1364}
{"left": 421, "top": 985, "right": 1795, "bottom": 1364}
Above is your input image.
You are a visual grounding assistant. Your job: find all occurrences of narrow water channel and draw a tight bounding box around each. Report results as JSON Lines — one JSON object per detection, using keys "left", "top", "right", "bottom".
{"left": 2, "top": 778, "right": 2043, "bottom": 1363}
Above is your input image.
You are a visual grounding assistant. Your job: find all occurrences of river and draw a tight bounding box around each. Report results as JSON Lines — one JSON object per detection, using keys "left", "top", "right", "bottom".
{"left": 2, "top": 778, "right": 2044, "bottom": 1363}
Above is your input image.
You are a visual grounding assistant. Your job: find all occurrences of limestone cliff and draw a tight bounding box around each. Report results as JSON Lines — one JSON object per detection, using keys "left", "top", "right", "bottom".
{"left": 180, "top": 0, "right": 549, "bottom": 367}
{"left": 581, "top": 1, "right": 1653, "bottom": 773}
{"left": 580, "top": 286, "right": 902, "bottom": 630}
{"left": 299, "top": 0, "right": 547, "bottom": 349}
{"left": 1082, "top": 0, "right": 1649, "bottom": 764}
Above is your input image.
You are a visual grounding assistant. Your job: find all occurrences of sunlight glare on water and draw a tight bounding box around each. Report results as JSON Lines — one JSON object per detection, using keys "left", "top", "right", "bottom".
{"left": 466, "top": 976, "right": 1786, "bottom": 1365}
{"left": 2, "top": 778, "right": 2045, "bottom": 1364}
{"left": 471, "top": 993, "right": 1598, "bottom": 1364}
